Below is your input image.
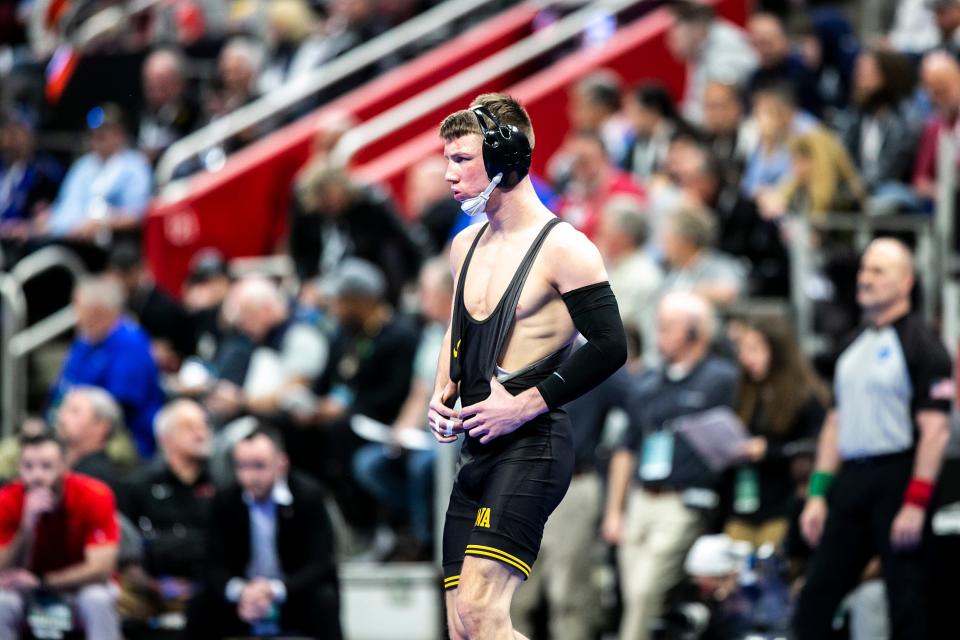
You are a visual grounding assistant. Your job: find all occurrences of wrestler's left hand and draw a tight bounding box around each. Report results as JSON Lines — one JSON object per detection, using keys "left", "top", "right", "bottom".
{"left": 460, "top": 377, "right": 546, "bottom": 445}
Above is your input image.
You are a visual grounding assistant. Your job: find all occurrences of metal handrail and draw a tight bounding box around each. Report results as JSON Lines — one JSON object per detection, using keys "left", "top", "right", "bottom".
{"left": 0, "top": 246, "right": 88, "bottom": 437}
{"left": 330, "top": 0, "right": 637, "bottom": 166}
{"left": 0, "top": 274, "right": 28, "bottom": 439}
{"left": 155, "top": 0, "right": 508, "bottom": 188}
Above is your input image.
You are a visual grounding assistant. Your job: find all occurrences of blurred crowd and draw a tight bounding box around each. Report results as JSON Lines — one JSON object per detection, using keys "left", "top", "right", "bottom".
{"left": 0, "top": 0, "right": 958, "bottom": 638}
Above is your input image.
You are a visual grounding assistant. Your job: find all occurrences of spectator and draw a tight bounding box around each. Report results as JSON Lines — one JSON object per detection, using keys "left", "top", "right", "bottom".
{"left": 930, "top": 0, "right": 960, "bottom": 57}
{"left": 555, "top": 130, "right": 646, "bottom": 240}
{"left": 660, "top": 205, "right": 745, "bottom": 306}
{"left": 202, "top": 426, "right": 341, "bottom": 638}
{"left": 121, "top": 400, "right": 215, "bottom": 625}
{"left": 794, "top": 239, "right": 953, "bottom": 639}
{"left": 666, "top": 0, "right": 756, "bottom": 124}
{"left": 621, "top": 82, "right": 695, "bottom": 183}
{"left": 747, "top": 12, "right": 821, "bottom": 116}
{"left": 0, "top": 433, "right": 121, "bottom": 639}
{"left": 758, "top": 128, "right": 866, "bottom": 225}
{"left": 38, "top": 104, "right": 152, "bottom": 244}
{"left": 297, "top": 258, "right": 419, "bottom": 530}
{"left": 700, "top": 81, "right": 758, "bottom": 187}
{"left": 887, "top": 0, "right": 940, "bottom": 54}
{"left": 321, "top": 0, "right": 398, "bottom": 93}
{"left": 741, "top": 81, "right": 816, "bottom": 199}
{"left": 725, "top": 315, "right": 829, "bottom": 547}
{"left": 0, "top": 108, "right": 62, "bottom": 260}
{"left": 205, "top": 276, "right": 327, "bottom": 424}
{"left": 290, "top": 164, "right": 426, "bottom": 302}
{"left": 602, "top": 292, "right": 738, "bottom": 640}
{"left": 106, "top": 242, "right": 196, "bottom": 373}
{"left": 593, "top": 195, "right": 662, "bottom": 329}
{"left": 55, "top": 386, "right": 130, "bottom": 494}
{"left": 912, "top": 51, "right": 960, "bottom": 203}
{"left": 673, "top": 144, "right": 789, "bottom": 297}
{"left": 138, "top": 47, "right": 200, "bottom": 164}
{"left": 182, "top": 247, "right": 232, "bottom": 362}
{"left": 835, "top": 48, "right": 920, "bottom": 211}
{"left": 203, "top": 37, "right": 266, "bottom": 154}
{"left": 352, "top": 257, "right": 450, "bottom": 560}
{"left": 567, "top": 70, "right": 630, "bottom": 163}
{"left": 51, "top": 276, "right": 165, "bottom": 459}
{"left": 796, "top": 9, "right": 859, "bottom": 119}
{"left": 257, "top": 0, "right": 330, "bottom": 97}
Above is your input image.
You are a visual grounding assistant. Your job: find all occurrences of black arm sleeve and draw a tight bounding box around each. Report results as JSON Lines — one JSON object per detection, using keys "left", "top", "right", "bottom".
{"left": 536, "top": 282, "right": 627, "bottom": 410}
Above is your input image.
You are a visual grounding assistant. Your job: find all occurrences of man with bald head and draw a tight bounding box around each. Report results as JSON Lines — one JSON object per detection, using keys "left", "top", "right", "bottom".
{"left": 795, "top": 239, "right": 953, "bottom": 639}
{"left": 602, "top": 291, "right": 738, "bottom": 639}
{"left": 138, "top": 47, "right": 199, "bottom": 163}
{"left": 913, "top": 51, "right": 960, "bottom": 201}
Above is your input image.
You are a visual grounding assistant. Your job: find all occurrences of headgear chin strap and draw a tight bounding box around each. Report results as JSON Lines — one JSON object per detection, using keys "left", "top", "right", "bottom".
{"left": 472, "top": 106, "right": 532, "bottom": 189}
{"left": 460, "top": 173, "right": 502, "bottom": 216}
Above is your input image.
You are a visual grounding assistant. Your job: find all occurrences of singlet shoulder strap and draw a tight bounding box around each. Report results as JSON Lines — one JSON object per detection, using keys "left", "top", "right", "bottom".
{"left": 454, "top": 223, "right": 489, "bottom": 306}
{"left": 489, "top": 217, "right": 563, "bottom": 362}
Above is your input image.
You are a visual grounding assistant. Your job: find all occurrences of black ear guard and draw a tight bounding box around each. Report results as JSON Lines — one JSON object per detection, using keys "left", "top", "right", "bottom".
{"left": 471, "top": 106, "right": 532, "bottom": 188}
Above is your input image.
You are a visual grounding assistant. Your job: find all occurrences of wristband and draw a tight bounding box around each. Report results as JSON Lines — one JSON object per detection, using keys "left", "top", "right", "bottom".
{"left": 904, "top": 478, "right": 934, "bottom": 509}
{"left": 808, "top": 471, "right": 834, "bottom": 498}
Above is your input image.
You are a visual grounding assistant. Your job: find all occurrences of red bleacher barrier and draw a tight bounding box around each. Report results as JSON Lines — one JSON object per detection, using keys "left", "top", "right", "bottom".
{"left": 147, "top": 0, "right": 746, "bottom": 294}
{"left": 146, "top": 2, "right": 539, "bottom": 294}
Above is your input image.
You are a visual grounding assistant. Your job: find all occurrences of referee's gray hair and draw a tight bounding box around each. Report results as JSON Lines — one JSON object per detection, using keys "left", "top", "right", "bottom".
{"left": 74, "top": 276, "right": 126, "bottom": 312}
{"left": 66, "top": 386, "right": 122, "bottom": 437}
{"left": 154, "top": 398, "right": 207, "bottom": 440}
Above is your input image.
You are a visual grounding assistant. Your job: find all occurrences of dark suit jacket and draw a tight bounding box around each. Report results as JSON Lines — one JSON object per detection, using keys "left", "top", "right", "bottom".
{"left": 205, "top": 472, "right": 340, "bottom": 636}
{"left": 836, "top": 106, "right": 918, "bottom": 190}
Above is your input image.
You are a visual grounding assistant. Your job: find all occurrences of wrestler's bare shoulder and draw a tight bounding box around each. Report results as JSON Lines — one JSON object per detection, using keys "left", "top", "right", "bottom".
{"left": 449, "top": 223, "right": 487, "bottom": 273}
{"left": 539, "top": 219, "right": 607, "bottom": 292}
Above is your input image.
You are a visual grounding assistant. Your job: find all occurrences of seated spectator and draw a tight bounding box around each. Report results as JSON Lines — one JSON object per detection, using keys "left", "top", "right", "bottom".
{"left": 121, "top": 400, "right": 215, "bottom": 625}
{"left": 660, "top": 205, "right": 745, "bottom": 306}
{"left": 205, "top": 276, "right": 327, "bottom": 424}
{"left": 741, "top": 81, "right": 816, "bottom": 199}
{"left": 725, "top": 315, "right": 829, "bottom": 548}
{"left": 181, "top": 247, "right": 232, "bottom": 362}
{"left": 290, "top": 164, "right": 426, "bottom": 302}
{"left": 758, "top": 128, "right": 866, "bottom": 225}
{"left": 137, "top": 47, "right": 200, "bottom": 164}
{"left": 296, "top": 259, "right": 419, "bottom": 529}
{"left": 322, "top": 0, "right": 399, "bottom": 93}
{"left": 795, "top": 9, "right": 858, "bottom": 119}
{"left": 835, "top": 48, "right": 920, "bottom": 212}
{"left": 203, "top": 37, "right": 265, "bottom": 154}
{"left": 51, "top": 276, "right": 165, "bottom": 458}
{"left": 0, "top": 108, "right": 62, "bottom": 262}
{"left": 0, "top": 433, "right": 121, "bottom": 639}
{"left": 667, "top": 0, "right": 756, "bottom": 124}
{"left": 200, "top": 426, "right": 341, "bottom": 638}
{"left": 912, "top": 51, "right": 960, "bottom": 203}
{"left": 931, "top": 0, "right": 960, "bottom": 57}
{"left": 106, "top": 242, "right": 196, "bottom": 373}
{"left": 621, "top": 82, "right": 696, "bottom": 183}
{"left": 555, "top": 130, "right": 645, "bottom": 240}
{"left": 37, "top": 104, "right": 151, "bottom": 245}
{"left": 593, "top": 195, "right": 662, "bottom": 329}
{"left": 55, "top": 386, "right": 131, "bottom": 494}
{"left": 602, "top": 292, "right": 738, "bottom": 640}
{"left": 352, "top": 257, "right": 451, "bottom": 560}
{"left": 257, "top": 0, "right": 330, "bottom": 97}
{"left": 747, "top": 12, "right": 820, "bottom": 116}
{"left": 566, "top": 70, "right": 630, "bottom": 163}
{"left": 673, "top": 144, "right": 788, "bottom": 297}
{"left": 701, "top": 81, "right": 757, "bottom": 184}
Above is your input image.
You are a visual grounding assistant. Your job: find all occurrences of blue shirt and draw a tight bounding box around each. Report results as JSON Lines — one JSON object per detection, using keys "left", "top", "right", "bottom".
{"left": 49, "top": 149, "right": 152, "bottom": 236}
{"left": 52, "top": 317, "right": 164, "bottom": 457}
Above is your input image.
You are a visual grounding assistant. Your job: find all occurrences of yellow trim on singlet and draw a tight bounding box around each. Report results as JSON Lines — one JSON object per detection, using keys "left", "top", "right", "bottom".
{"left": 464, "top": 545, "right": 531, "bottom": 577}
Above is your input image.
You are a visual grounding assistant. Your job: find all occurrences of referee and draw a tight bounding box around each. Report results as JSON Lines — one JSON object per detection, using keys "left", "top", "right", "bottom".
{"left": 794, "top": 238, "right": 954, "bottom": 639}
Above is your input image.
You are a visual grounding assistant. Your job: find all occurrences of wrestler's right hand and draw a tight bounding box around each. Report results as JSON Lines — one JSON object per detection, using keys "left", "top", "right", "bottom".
{"left": 429, "top": 380, "right": 463, "bottom": 444}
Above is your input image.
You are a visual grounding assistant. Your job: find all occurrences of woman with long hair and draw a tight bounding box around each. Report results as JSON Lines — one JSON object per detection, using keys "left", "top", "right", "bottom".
{"left": 726, "top": 314, "right": 830, "bottom": 547}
